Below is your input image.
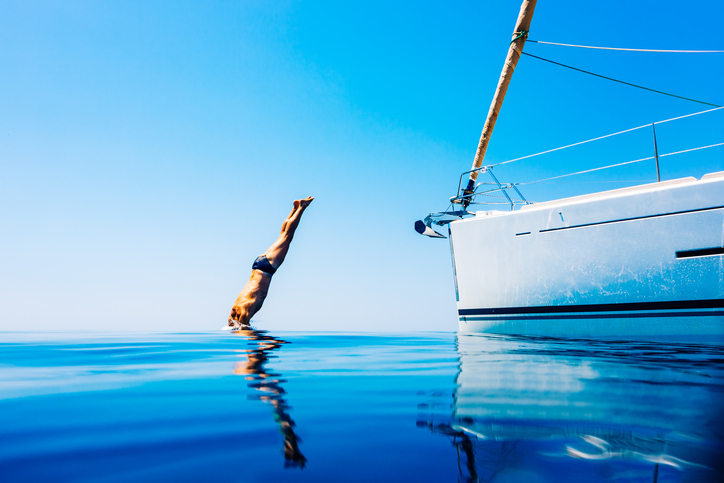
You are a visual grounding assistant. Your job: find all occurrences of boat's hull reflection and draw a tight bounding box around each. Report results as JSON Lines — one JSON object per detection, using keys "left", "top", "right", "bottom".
{"left": 419, "top": 333, "right": 724, "bottom": 482}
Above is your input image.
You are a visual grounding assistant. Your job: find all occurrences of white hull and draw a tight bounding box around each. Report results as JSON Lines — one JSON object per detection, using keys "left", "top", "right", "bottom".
{"left": 449, "top": 172, "right": 724, "bottom": 338}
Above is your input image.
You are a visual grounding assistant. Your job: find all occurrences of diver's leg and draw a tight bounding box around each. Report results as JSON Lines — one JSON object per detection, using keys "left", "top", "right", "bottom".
{"left": 264, "top": 197, "right": 313, "bottom": 268}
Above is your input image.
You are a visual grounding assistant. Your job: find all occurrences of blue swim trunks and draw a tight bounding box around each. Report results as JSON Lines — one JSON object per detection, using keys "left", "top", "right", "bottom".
{"left": 252, "top": 255, "right": 277, "bottom": 276}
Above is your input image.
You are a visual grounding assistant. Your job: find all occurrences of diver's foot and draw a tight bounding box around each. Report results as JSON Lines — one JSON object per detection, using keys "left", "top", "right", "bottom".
{"left": 298, "top": 196, "right": 314, "bottom": 209}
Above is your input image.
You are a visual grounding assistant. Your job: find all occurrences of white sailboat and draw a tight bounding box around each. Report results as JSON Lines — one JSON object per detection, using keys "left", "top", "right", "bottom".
{"left": 417, "top": 0, "right": 724, "bottom": 338}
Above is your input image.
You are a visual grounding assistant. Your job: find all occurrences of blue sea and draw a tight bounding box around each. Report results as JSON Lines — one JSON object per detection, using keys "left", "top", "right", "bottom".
{"left": 1, "top": 330, "right": 722, "bottom": 482}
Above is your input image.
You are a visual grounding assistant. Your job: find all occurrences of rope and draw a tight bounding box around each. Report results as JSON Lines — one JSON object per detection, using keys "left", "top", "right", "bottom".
{"left": 527, "top": 40, "right": 724, "bottom": 53}
{"left": 511, "top": 30, "right": 528, "bottom": 43}
{"left": 518, "top": 142, "right": 724, "bottom": 186}
{"left": 491, "top": 106, "right": 724, "bottom": 168}
{"left": 521, "top": 52, "right": 722, "bottom": 107}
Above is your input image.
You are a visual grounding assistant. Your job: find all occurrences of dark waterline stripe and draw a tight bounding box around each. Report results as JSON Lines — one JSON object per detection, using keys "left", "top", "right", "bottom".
{"left": 676, "top": 247, "right": 724, "bottom": 258}
{"left": 539, "top": 205, "right": 724, "bottom": 233}
{"left": 459, "top": 299, "right": 724, "bottom": 316}
{"left": 460, "top": 310, "right": 724, "bottom": 321}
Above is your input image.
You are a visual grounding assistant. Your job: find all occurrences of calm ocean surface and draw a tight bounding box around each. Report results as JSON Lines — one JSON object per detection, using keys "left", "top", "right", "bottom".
{"left": 0, "top": 330, "right": 722, "bottom": 482}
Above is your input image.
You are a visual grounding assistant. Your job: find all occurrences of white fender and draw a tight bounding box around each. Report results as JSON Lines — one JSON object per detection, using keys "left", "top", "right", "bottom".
{"left": 414, "top": 220, "right": 446, "bottom": 238}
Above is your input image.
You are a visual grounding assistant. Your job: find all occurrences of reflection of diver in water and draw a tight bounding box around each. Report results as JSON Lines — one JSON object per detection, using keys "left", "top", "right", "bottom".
{"left": 233, "top": 327, "right": 307, "bottom": 468}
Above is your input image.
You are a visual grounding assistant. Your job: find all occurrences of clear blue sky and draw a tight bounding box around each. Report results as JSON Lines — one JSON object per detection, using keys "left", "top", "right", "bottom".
{"left": 1, "top": 0, "right": 722, "bottom": 332}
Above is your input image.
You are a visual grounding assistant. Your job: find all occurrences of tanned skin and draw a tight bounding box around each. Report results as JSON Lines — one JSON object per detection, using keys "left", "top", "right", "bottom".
{"left": 228, "top": 196, "right": 313, "bottom": 328}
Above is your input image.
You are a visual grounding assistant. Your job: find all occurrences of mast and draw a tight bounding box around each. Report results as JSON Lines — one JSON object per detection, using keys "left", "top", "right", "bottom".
{"left": 460, "top": 0, "right": 538, "bottom": 208}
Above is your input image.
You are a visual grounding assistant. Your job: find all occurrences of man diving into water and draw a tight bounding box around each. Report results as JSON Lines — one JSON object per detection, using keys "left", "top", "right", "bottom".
{"left": 228, "top": 196, "right": 314, "bottom": 329}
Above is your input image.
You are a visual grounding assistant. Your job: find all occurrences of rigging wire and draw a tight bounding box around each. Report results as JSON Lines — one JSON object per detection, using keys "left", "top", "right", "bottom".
{"left": 654, "top": 105, "right": 724, "bottom": 124}
{"left": 492, "top": 124, "right": 649, "bottom": 167}
{"left": 518, "top": 142, "right": 724, "bottom": 186}
{"left": 491, "top": 106, "right": 724, "bottom": 168}
{"left": 521, "top": 52, "right": 722, "bottom": 108}
{"left": 658, "top": 142, "right": 724, "bottom": 158}
{"left": 530, "top": 179, "right": 658, "bottom": 184}
{"left": 527, "top": 40, "right": 724, "bottom": 53}
{"left": 518, "top": 157, "right": 654, "bottom": 185}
